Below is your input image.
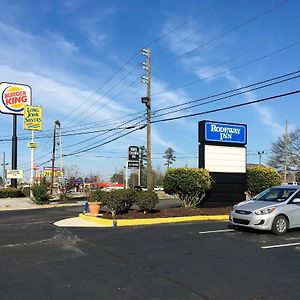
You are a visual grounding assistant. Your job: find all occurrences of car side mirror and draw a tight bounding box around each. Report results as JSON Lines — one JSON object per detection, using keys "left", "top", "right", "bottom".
{"left": 292, "top": 198, "right": 300, "bottom": 203}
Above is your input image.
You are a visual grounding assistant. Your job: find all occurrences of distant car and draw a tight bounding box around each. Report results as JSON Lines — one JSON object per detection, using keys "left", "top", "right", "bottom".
{"left": 229, "top": 185, "right": 300, "bottom": 234}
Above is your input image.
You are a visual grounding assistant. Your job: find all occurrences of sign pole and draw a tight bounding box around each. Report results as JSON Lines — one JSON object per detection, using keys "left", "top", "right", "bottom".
{"left": 30, "top": 130, "right": 35, "bottom": 188}
{"left": 125, "top": 161, "right": 128, "bottom": 189}
{"left": 11, "top": 115, "right": 17, "bottom": 188}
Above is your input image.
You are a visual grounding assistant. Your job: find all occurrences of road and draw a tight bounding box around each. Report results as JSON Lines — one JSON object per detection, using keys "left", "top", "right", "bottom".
{"left": 1, "top": 207, "right": 300, "bottom": 299}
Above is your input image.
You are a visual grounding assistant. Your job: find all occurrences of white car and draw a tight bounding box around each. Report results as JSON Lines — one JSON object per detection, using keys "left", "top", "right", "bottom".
{"left": 229, "top": 185, "right": 300, "bottom": 234}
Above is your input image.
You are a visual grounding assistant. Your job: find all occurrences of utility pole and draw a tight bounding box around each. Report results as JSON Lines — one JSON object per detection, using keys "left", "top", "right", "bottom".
{"left": 258, "top": 151, "right": 264, "bottom": 166}
{"left": 141, "top": 48, "right": 153, "bottom": 190}
{"left": 284, "top": 120, "right": 288, "bottom": 184}
{"left": 50, "top": 120, "right": 60, "bottom": 194}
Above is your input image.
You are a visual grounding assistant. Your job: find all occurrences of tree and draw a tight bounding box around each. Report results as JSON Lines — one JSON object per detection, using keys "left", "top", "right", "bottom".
{"left": 163, "top": 148, "right": 176, "bottom": 169}
{"left": 268, "top": 128, "right": 300, "bottom": 175}
{"left": 64, "top": 164, "right": 80, "bottom": 179}
{"left": 110, "top": 171, "right": 124, "bottom": 184}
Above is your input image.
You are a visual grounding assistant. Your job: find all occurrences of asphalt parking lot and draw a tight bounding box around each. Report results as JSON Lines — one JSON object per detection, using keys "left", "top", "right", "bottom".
{"left": 0, "top": 207, "right": 300, "bottom": 300}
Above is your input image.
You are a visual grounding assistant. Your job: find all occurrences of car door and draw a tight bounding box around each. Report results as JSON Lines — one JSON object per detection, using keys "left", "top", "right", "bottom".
{"left": 287, "top": 191, "right": 300, "bottom": 227}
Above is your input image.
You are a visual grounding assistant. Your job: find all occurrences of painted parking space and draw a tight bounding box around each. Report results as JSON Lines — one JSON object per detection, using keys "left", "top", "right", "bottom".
{"left": 197, "top": 221, "right": 300, "bottom": 251}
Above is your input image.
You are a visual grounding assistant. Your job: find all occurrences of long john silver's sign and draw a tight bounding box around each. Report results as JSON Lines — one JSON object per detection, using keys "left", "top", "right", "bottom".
{"left": 205, "top": 121, "right": 246, "bottom": 144}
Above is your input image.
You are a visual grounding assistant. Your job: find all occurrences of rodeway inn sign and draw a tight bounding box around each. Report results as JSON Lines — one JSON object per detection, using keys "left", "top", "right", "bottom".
{"left": 203, "top": 121, "right": 247, "bottom": 144}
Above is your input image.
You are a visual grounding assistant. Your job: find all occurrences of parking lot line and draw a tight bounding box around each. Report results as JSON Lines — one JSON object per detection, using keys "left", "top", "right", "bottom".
{"left": 261, "top": 242, "right": 300, "bottom": 249}
{"left": 198, "top": 229, "right": 234, "bottom": 234}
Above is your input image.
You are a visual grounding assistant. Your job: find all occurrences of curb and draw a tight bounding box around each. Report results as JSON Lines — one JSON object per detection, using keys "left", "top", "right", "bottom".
{"left": 79, "top": 213, "right": 229, "bottom": 227}
{"left": 0, "top": 202, "right": 84, "bottom": 212}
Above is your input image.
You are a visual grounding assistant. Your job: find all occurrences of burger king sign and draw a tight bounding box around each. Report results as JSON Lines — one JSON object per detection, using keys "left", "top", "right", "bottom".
{"left": 0, "top": 82, "right": 32, "bottom": 115}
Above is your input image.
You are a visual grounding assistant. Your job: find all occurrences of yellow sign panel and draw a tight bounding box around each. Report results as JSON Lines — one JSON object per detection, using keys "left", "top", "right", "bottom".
{"left": 28, "top": 142, "right": 38, "bottom": 148}
{"left": 43, "top": 168, "right": 64, "bottom": 177}
{"left": 24, "top": 105, "right": 43, "bottom": 130}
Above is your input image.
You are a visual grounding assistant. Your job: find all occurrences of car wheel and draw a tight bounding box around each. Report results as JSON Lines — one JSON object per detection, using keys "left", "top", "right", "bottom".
{"left": 271, "top": 215, "right": 288, "bottom": 235}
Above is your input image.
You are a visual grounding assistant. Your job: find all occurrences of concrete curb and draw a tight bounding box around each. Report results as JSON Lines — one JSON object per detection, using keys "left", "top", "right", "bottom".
{"left": 0, "top": 202, "right": 84, "bottom": 212}
{"left": 79, "top": 213, "right": 229, "bottom": 227}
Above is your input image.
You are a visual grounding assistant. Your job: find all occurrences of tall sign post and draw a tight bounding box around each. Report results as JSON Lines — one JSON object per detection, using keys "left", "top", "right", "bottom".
{"left": 126, "top": 146, "right": 140, "bottom": 189}
{"left": 0, "top": 82, "right": 32, "bottom": 188}
{"left": 24, "top": 105, "right": 43, "bottom": 188}
{"left": 198, "top": 120, "right": 247, "bottom": 207}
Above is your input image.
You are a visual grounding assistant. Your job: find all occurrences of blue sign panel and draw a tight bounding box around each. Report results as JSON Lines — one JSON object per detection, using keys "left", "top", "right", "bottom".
{"left": 205, "top": 121, "right": 247, "bottom": 144}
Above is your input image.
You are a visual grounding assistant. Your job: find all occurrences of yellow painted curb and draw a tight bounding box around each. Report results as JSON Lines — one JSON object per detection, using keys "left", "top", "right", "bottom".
{"left": 79, "top": 213, "right": 229, "bottom": 227}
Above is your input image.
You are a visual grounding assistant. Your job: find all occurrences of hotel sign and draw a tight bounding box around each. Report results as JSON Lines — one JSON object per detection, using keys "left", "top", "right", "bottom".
{"left": 199, "top": 121, "right": 247, "bottom": 145}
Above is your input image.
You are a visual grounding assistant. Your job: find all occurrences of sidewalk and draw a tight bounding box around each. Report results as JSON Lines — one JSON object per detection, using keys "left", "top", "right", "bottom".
{"left": 0, "top": 197, "right": 85, "bottom": 211}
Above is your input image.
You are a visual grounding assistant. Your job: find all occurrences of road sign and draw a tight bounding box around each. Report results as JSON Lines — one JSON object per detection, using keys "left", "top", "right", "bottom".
{"left": 128, "top": 146, "right": 139, "bottom": 161}
{"left": 6, "top": 169, "right": 23, "bottom": 179}
{"left": 128, "top": 161, "right": 140, "bottom": 169}
{"left": 24, "top": 105, "right": 43, "bottom": 130}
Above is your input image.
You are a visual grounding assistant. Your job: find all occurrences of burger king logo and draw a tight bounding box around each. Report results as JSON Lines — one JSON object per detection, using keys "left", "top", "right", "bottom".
{"left": 0, "top": 82, "right": 31, "bottom": 115}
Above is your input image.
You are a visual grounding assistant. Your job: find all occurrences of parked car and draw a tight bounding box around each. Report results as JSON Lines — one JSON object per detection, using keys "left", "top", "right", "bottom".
{"left": 229, "top": 185, "right": 300, "bottom": 234}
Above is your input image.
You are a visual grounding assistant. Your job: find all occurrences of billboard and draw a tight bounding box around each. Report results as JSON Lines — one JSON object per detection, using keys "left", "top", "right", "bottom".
{"left": 24, "top": 106, "right": 42, "bottom": 130}
{"left": 0, "top": 82, "right": 32, "bottom": 115}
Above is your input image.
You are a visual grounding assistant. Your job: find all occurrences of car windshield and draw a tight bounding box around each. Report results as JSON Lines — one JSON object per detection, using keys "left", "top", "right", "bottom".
{"left": 254, "top": 188, "right": 297, "bottom": 202}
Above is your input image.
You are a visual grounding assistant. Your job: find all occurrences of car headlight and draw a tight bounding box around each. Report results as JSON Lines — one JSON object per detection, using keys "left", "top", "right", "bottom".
{"left": 254, "top": 207, "right": 276, "bottom": 215}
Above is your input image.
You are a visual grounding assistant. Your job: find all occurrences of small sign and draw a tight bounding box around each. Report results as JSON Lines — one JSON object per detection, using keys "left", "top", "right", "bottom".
{"left": 28, "top": 142, "right": 38, "bottom": 148}
{"left": 6, "top": 169, "right": 23, "bottom": 179}
{"left": 128, "top": 146, "right": 139, "bottom": 161}
{"left": 128, "top": 161, "right": 140, "bottom": 169}
{"left": 43, "top": 167, "right": 64, "bottom": 177}
{"left": 24, "top": 105, "right": 43, "bottom": 130}
{"left": 0, "top": 82, "right": 32, "bottom": 115}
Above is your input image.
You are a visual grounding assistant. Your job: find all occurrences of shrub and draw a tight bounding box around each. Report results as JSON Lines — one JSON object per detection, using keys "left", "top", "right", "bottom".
{"left": 31, "top": 184, "right": 50, "bottom": 204}
{"left": 89, "top": 189, "right": 108, "bottom": 202}
{"left": 163, "top": 168, "right": 213, "bottom": 208}
{"left": 135, "top": 190, "right": 159, "bottom": 212}
{"left": 21, "top": 187, "right": 31, "bottom": 197}
{"left": 247, "top": 166, "right": 282, "bottom": 197}
{"left": 0, "top": 188, "right": 24, "bottom": 198}
{"left": 102, "top": 189, "right": 137, "bottom": 215}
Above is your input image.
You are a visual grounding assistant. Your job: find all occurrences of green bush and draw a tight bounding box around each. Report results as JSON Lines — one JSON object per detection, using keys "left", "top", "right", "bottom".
{"left": 163, "top": 168, "right": 213, "bottom": 208}
{"left": 31, "top": 184, "right": 50, "bottom": 204}
{"left": 102, "top": 189, "right": 137, "bottom": 215}
{"left": 89, "top": 189, "right": 108, "bottom": 202}
{"left": 0, "top": 188, "right": 24, "bottom": 198}
{"left": 247, "top": 166, "right": 282, "bottom": 197}
{"left": 21, "top": 187, "right": 31, "bottom": 197}
{"left": 135, "top": 190, "right": 159, "bottom": 212}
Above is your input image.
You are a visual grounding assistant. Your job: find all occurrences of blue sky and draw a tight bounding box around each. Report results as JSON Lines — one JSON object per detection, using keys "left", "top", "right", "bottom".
{"left": 0, "top": 0, "right": 299, "bottom": 180}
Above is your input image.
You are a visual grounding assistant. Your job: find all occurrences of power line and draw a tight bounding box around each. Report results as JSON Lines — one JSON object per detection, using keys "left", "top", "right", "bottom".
{"left": 152, "top": 71, "right": 300, "bottom": 119}
{"left": 152, "top": 89, "right": 300, "bottom": 124}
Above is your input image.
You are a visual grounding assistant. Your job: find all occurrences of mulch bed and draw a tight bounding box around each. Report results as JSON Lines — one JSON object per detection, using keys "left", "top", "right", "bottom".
{"left": 99, "top": 207, "right": 232, "bottom": 219}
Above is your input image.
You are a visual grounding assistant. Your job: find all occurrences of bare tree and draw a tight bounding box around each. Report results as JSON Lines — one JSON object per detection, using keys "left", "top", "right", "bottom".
{"left": 268, "top": 128, "right": 300, "bottom": 175}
